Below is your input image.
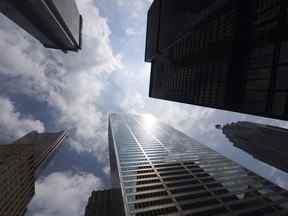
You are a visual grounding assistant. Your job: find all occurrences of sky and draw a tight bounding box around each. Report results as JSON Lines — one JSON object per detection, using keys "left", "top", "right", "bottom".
{"left": 0, "top": 0, "right": 288, "bottom": 215}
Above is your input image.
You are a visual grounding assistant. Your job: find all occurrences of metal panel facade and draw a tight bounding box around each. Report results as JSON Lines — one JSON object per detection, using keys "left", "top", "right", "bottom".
{"left": 49, "top": 0, "right": 81, "bottom": 45}
{"left": 0, "top": 0, "right": 82, "bottom": 51}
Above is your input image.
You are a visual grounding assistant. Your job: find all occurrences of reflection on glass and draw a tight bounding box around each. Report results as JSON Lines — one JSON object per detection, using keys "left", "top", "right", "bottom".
{"left": 141, "top": 113, "right": 158, "bottom": 131}
{"left": 100, "top": 113, "right": 288, "bottom": 216}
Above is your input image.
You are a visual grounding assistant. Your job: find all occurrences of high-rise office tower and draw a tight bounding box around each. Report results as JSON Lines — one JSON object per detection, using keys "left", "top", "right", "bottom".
{"left": 145, "top": 0, "right": 288, "bottom": 121}
{"left": 145, "top": 0, "right": 216, "bottom": 62}
{"left": 105, "top": 113, "right": 288, "bottom": 215}
{"left": 0, "top": 0, "right": 82, "bottom": 52}
{"left": 0, "top": 130, "right": 67, "bottom": 216}
{"left": 85, "top": 189, "right": 125, "bottom": 216}
{"left": 219, "top": 121, "right": 288, "bottom": 173}
{"left": 0, "top": 143, "right": 34, "bottom": 216}
{"left": 12, "top": 130, "right": 67, "bottom": 176}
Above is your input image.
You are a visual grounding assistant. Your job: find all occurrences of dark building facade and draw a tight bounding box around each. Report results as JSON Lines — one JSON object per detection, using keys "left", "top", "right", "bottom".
{"left": 146, "top": 0, "right": 288, "bottom": 121}
{"left": 0, "top": 0, "right": 82, "bottom": 52}
{"left": 103, "top": 113, "right": 288, "bottom": 215}
{"left": 0, "top": 130, "right": 67, "bottom": 216}
{"left": 85, "top": 189, "right": 125, "bottom": 216}
{"left": 220, "top": 121, "right": 288, "bottom": 173}
{"left": 12, "top": 130, "right": 67, "bottom": 176}
{"left": 145, "top": 0, "right": 216, "bottom": 62}
{"left": 0, "top": 143, "right": 34, "bottom": 216}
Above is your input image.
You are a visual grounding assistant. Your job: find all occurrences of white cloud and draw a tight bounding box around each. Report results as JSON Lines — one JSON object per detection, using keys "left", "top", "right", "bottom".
{"left": 1, "top": 0, "right": 288, "bottom": 211}
{"left": 103, "top": 165, "right": 111, "bottom": 176}
{"left": 0, "top": 0, "right": 122, "bottom": 158}
{"left": 63, "top": 0, "right": 122, "bottom": 74}
{"left": 117, "top": 61, "right": 215, "bottom": 132}
{"left": 0, "top": 32, "right": 42, "bottom": 78}
{"left": 0, "top": 96, "right": 45, "bottom": 143}
{"left": 28, "top": 172, "right": 102, "bottom": 216}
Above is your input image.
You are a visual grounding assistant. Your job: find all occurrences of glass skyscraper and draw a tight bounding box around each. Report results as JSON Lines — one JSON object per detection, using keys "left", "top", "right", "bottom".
{"left": 108, "top": 113, "right": 288, "bottom": 215}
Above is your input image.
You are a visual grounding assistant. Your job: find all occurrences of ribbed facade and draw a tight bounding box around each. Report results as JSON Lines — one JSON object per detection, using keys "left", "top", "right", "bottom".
{"left": 0, "top": 130, "right": 67, "bottom": 216}
{"left": 109, "top": 114, "right": 288, "bottom": 215}
{"left": 146, "top": 0, "right": 288, "bottom": 121}
{"left": 221, "top": 121, "right": 288, "bottom": 173}
{"left": 12, "top": 131, "right": 67, "bottom": 176}
{"left": 0, "top": 144, "right": 34, "bottom": 216}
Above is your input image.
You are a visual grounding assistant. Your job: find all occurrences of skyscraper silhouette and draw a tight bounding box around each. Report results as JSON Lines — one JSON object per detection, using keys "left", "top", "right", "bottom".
{"left": 220, "top": 121, "right": 288, "bottom": 173}
{"left": 0, "top": 130, "right": 67, "bottom": 216}
{"left": 87, "top": 113, "right": 288, "bottom": 215}
{"left": 145, "top": 0, "right": 288, "bottom": 121}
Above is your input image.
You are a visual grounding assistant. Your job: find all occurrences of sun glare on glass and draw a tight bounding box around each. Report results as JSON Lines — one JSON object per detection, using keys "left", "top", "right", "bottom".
{"left": 141, "top": 114, "right": 157, "bottom": 130}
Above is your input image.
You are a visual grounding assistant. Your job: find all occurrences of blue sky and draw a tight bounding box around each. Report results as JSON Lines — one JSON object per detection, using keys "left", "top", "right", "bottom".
{"left": 0, "top": 0, "right": 288, "bottom": 215}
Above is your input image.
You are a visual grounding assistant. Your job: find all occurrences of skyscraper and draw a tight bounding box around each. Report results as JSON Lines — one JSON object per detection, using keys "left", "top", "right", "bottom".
{"left": 0, "top": 0, "right": 82, "bottom": 52}
{"left": 85, "top": 189, "right": 125, "bottom": 216}
{"left": 145, "top": 0, "right": 288, "bottom": 121}
{"left": 220, "top": 121, "right": 288, "bottom": 173}
{"left": 145, "top": 0, "right": 216, "bottom": 62}
{"left": 12, "top": 130, "right": 67, "bottom": 176}
{"left": 0, "top": 130, "right": 67, "bottom": 216}
{"left": 0, "top": 143, "right": 34, "bottom": 216}
{"left": 105, "top": 113, "right": 288, "bottom": 215}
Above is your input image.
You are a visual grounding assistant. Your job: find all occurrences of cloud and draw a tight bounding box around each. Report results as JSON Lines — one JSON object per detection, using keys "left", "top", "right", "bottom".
{"left": 115, "top": 0, "right": 151, "bottom": 18}
{"left": 0, "top": 0, "right": 122, "bottom": 159}
{"left": 62, "top": 0, "right": 122, "bottom": 74}
{"left": 28, "top": 172, "right": 102, "bottom": 216}
{"left": 0, "top": 0, "right": 288, "bottom": 212}
{"left": 117, "top": 62, "right": 216, "bottom": 132}
{"left": 125, "top": 27, "right": 137, "bottom": 36}
{"left": 0, "top": 96, "right": 45, "bottom": 143}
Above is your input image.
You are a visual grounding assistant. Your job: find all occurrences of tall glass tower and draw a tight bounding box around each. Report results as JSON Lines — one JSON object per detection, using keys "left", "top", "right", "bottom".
{"left": 108, "top": 113, "right": 288, "bottom": 215}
